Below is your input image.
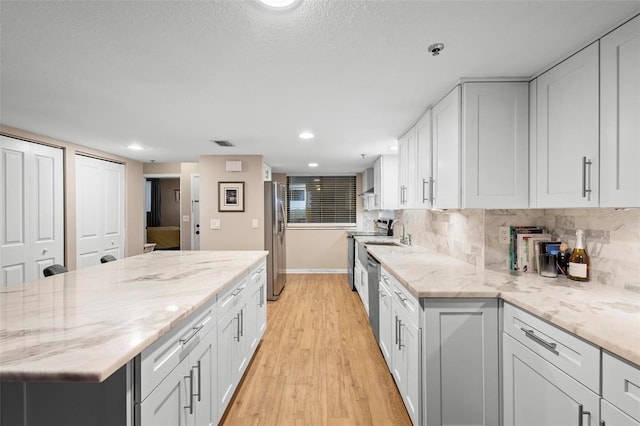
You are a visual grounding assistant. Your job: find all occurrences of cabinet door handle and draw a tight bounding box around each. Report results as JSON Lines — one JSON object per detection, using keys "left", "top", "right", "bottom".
{"left": 582, "top": 156, "right": 593, "bottom": 200}
{"left": 395, "top": 315, "right": 399, "bottom": 346}
{"left": 422, "top": 179, "right": 429, "bottom": 203}
{"left": 185, "top": 368, "right": 194, "bottom": 414}
{"left": 578, "top": 404, "right": 591, "bottom": 426}
{"left": 240, "top": 309, "right": 244, "bottom": 337}
{"left": 398, "top": 320, "right": 404, "bottom": 349}
{"left": 235, "top": 314, "right": 241, "bottom": 342}
{"left": 521, "top": 327, "right": 559, "bottom": 355}
{"left": 193, "top": 360, "right": 201, "bottom": 402}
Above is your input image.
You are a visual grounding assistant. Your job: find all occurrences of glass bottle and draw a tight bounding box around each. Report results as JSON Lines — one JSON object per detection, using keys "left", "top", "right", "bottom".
{"left": 568, "top": 229, "right": 590, "bottom": 282}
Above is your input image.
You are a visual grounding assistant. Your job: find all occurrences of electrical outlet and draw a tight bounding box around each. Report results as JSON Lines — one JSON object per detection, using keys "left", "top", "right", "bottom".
{"left": 251, "top": 219, "right": 259, "bottom": 229}
{"left": 499, "top": 227, "right": 510, "bottom": 244}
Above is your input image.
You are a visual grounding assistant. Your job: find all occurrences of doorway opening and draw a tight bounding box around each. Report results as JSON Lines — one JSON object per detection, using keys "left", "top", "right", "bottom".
{"left": 144, "top": 174, "right": 181, "bottom": 250}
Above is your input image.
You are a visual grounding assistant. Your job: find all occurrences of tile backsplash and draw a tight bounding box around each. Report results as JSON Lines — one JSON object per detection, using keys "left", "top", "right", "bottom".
{"left": 394, "top": 208, "right": 640, "bottom": 292}
{"left": 396, "top": 209, "right": 485, "bottom": 266}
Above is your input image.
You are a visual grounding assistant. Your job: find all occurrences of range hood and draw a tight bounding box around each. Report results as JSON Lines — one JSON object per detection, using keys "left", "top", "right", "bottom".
{"left": 359, "top": 167, "right": 374, "bottom": 196}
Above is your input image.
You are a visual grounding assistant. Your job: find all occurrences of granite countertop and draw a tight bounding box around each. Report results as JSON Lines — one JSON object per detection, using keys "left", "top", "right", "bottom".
{"left": 365, "top": 241, "right": 640, "bottom": 367}
{"left": 0, "top": 250, "right": 268, "bottom": 382}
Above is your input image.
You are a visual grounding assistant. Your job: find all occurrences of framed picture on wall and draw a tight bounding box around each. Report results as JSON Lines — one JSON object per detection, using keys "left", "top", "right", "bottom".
{"left": 219, "top": 181, "right": 245, "bottom": 212}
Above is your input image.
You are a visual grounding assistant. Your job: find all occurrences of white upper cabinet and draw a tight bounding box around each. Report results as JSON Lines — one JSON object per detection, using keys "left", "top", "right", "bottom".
{"left": 374, "top": 155, "right": 398, "bottom": 210}
{"left": 600, "top": 15, "right": 640, "bottom": 207}
{"left": 397, "top": 110, "right": 433, "bottom": 210}
{"left": 462, "top": 82, "right": 529, "bottom": 208}
{"left": 414, "top": 109, "right": 433, "bottom": 208}
{"left": 397, "top": 128, "right": 416, "bottom": 208}
{"left": 432, "top": 85, "right": 462, "bottom": 209}
{"left": 532, "top": 42, "right": 599, "bottom": 208}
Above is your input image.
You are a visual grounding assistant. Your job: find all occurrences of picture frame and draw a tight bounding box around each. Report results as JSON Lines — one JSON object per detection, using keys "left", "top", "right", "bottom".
{"left": 218, "top": 181, "right": 245, "bottom": 212}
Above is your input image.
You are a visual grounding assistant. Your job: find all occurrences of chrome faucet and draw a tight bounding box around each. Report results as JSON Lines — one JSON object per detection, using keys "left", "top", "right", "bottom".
{"left": 391, "top": 220, "right": 412, "bottom": 245}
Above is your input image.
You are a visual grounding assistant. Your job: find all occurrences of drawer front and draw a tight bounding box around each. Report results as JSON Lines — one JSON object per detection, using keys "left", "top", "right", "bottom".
{"left": 249, "top": 260, "right": 266, "bottom": 289}
{"left": 603, "top": 352, "right": 640, "bottom": 422}
{"left": 217, "top": 274, "right": 249, "bottom": 322}
{"left": 379, "top": 269, "right": 392, "bottom": 295}
{"left": 383, "top": 268, "right": 419, "bottom": 327}
{"left": 140, "top": 297, "right": 216, "bottom": 401}
{"left": 601, "top": 399, "right": 640, "bottom": 426}
{"left": 503, "top": 302, "right": 600, "bottom": 393}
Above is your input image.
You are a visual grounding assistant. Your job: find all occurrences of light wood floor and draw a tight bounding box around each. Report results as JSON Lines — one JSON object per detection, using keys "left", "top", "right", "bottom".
{"left": 221, "top": 274, "right": 411, "bottom": 425}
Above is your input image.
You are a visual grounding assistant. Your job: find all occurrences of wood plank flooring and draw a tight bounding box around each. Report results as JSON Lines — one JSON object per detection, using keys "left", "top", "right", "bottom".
{"left": 221, "top": 274, "right": 411, "bottom": 425}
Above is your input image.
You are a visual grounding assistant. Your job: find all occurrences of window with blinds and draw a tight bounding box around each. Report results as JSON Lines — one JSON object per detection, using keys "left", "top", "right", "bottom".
{"left": 286, "top": 176, "right": 356, "bottom": 225}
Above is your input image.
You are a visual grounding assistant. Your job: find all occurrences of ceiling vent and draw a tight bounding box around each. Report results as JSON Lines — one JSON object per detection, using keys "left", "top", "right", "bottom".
{"left": 211, "top": 140, "right": 234, "bottom": 147}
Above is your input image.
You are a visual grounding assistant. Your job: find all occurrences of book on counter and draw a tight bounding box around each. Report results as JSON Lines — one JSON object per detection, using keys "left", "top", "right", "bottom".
{"left": 509, "top": 226, "right": 547, "bottom": 272}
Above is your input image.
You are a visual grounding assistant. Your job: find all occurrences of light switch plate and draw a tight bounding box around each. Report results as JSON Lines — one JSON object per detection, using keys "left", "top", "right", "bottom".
{"left": 211, "top": 219, "right": 221, "bottom": 230}
{"left": 251, "top": 219, "right": 259, "bottom": 229}
{"left": 183, "top": 215, "right": 190, "bottom": 223}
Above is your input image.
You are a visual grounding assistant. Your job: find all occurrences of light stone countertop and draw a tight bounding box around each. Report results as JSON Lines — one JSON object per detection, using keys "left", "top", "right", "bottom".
{"left": 0, "top": 250, "right": 268, "bottom": 382}
{"left": 364, "top": 241, "right": 640, "bottom": 367}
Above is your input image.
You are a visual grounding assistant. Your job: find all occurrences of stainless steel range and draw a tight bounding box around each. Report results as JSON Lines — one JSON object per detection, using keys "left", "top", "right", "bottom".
{"left": 346, "top": 218, "right": 393, "bottom": 291}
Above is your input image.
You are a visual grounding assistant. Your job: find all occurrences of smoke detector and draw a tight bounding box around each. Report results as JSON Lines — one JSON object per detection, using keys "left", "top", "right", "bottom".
{"left": 427, "top": 43, "right": 445, "bottom": 56}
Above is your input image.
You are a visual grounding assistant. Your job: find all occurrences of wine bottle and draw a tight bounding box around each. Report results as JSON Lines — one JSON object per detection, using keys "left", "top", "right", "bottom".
{"left": 568, "top": 229, "right": 590, "bottom": 282}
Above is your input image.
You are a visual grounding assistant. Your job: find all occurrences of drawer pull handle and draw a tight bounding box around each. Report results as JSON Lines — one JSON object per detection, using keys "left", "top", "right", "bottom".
{"left": 521, "top": 327, "right": 558, "bottom": 354}
{"left": 578, "top": 404, "right": 591, "bottom": 426}
{"left": 180, "top": 325, "right": 204, "bottom": 346}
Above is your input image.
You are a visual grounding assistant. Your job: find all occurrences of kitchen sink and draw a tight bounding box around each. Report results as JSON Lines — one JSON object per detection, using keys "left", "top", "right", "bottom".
{"left": 364, "top": 241, "right": 401, "bottom": 247}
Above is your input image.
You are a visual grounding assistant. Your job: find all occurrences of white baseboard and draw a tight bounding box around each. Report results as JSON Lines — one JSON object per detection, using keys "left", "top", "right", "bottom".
{"left": 286, "top": 269, "right": 347, "bottom": 274}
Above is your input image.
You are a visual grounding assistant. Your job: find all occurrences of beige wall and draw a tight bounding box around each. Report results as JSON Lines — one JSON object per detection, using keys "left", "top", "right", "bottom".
{"left": 159, "top": 178, "right": 180, "bottom": 226}
{"left": 143, "top": 162, "right": 181, "bottom": 175}
{"left": 180, "top": 162, "right": 199, "bottom": 250}
{"left": 199, "top": 155, "right": 264, "bottom": 251}
{"left": 286, "top": 228, "right": 348, "bottom": 271}
{"left": 1, "top": 125, "right": 145, "bottom": 270}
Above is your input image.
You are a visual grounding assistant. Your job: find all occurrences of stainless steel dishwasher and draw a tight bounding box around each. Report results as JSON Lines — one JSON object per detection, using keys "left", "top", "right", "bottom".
{"left": 367, "top": 253, "right": 381, "bottom": 343}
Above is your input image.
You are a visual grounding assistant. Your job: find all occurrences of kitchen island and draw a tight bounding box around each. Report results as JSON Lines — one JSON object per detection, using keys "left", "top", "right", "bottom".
{"left": 0, "top": 250, "right": 268, "bottom": 425}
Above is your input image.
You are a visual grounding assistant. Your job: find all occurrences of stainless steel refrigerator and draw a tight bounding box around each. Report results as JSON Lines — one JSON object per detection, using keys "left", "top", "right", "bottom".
{"left": 264, "top": 181, "right": 286, "bottom": 300}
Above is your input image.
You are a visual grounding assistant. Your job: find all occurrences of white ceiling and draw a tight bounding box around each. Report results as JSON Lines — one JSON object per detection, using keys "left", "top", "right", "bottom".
{"left": 1, "top": 1, "right": 639, "bottom": 174}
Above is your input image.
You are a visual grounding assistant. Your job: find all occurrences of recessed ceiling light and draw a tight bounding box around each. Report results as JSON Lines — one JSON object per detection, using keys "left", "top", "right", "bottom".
{"left": 308, "top": 163, "right": 318, "bottom": 168}
{"left": 127, "top": 144, "right": 144, "bottom": 151}
{"left": 258, "top": 0, "right": 297, "bottom": 8}
{"left": 299, "top": 131, "right": 315, "bottom": 140}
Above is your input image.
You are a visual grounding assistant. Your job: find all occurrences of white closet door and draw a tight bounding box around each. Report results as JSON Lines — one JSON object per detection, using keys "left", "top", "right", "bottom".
{"left": 1, "top": 136, "right": 64, "bottom": 286}
{"left": 76, "top": 155, "right": 124, "bottom": 269}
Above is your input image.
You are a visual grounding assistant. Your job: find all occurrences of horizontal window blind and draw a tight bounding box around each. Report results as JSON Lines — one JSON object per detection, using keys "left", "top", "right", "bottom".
{"left": 287, "top": 176, "right": 356, "bottom": 225}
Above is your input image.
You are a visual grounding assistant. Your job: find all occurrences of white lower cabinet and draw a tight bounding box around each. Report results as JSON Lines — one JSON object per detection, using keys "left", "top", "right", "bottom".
{"left": 602, "top": 351, "right": 640, "bottom": 425}
{"left": 503, "top": 303, "right": 600, "bottom": 426}
{"left": 386, "top": 270, "right": 421, "bottom": 426}
{"left": 423, "top": 299, "right": 499, "bottom": 426}
{"left": 392, "top": 303, "right": 421, "bottom": 425}
{"left": 378, "top": 271, "right": 393, "bottom": 370}
{"left": 139, "top": 358, "right": 190, "bottom": 426}
{"left": 217, "top": 308, "right": 237, "bottom": 417}
{"left": 503, "top": 333, "right": 599, "bottom": 426}
{"left": 189, "top": 328, "right": 216, "bottom": 426}
{"left": 355, "top": 258, "right": 368, "bottom": 315}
